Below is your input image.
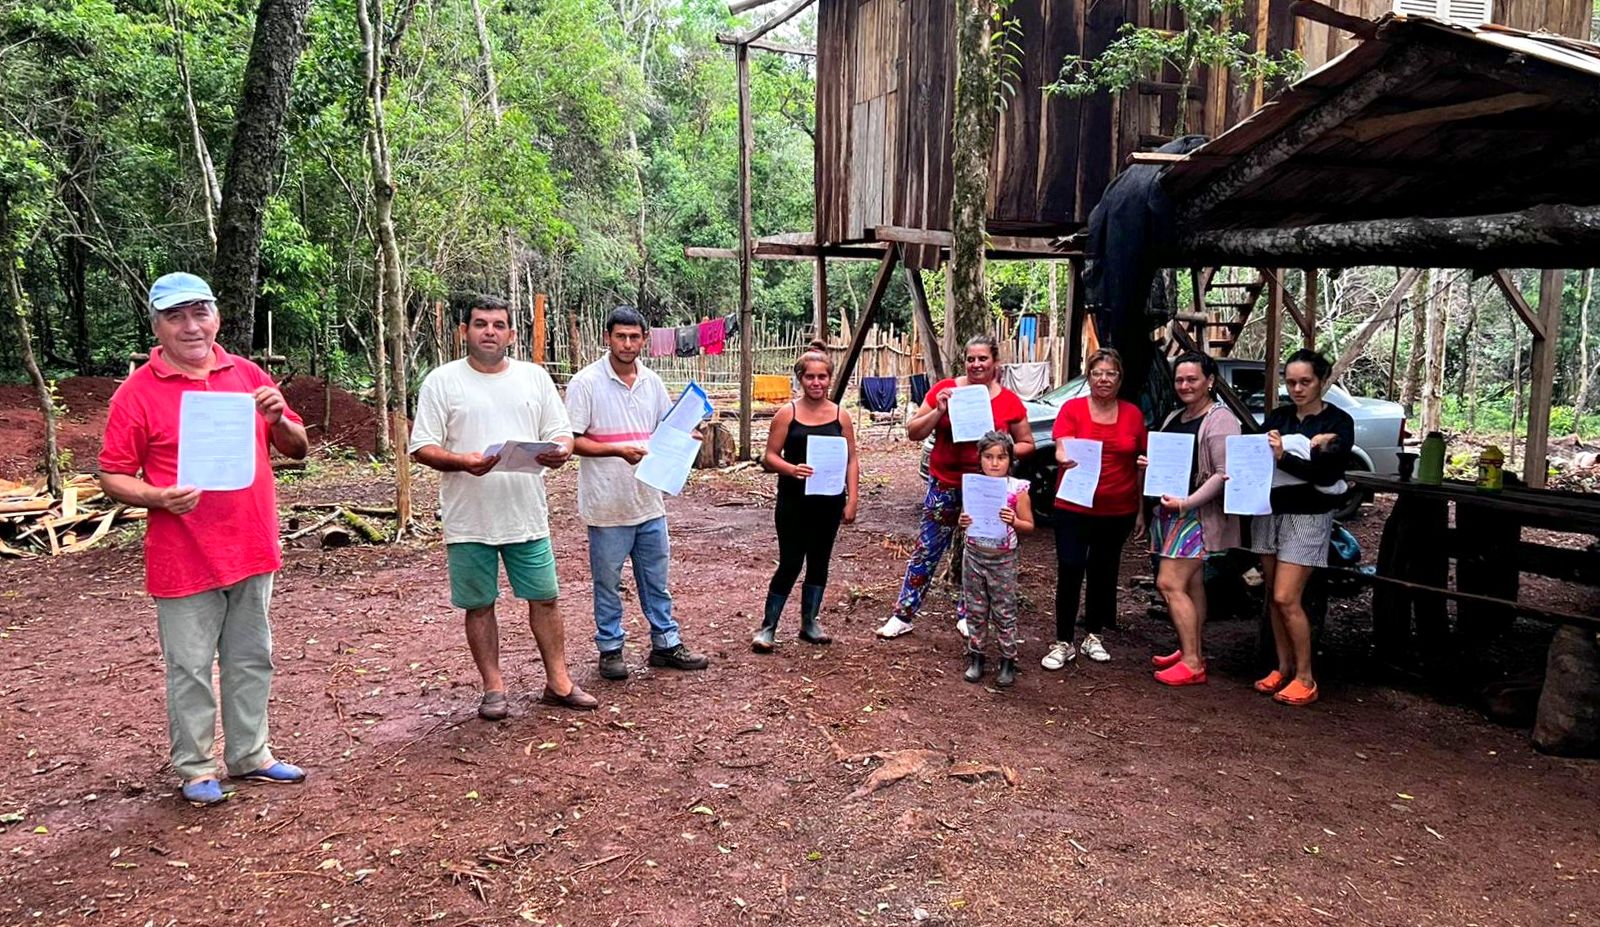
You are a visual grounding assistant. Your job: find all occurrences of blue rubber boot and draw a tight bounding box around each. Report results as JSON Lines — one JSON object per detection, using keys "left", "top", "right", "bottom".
{"left": 799, "top": 584, "right": 831, "bottom": 644}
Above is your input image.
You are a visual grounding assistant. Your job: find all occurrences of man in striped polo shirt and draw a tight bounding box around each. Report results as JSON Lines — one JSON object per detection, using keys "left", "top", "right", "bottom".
{"left": 566, "top": 306, "right": 710, "bottom": 680}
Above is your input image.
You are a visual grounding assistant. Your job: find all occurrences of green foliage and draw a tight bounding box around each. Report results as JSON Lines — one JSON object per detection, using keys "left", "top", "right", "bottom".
{"left": 1046, "top": 0, "right": 1302, "bottom": 133}
{"left": 990, "top": 0, "right": 1024, "bottom": 113}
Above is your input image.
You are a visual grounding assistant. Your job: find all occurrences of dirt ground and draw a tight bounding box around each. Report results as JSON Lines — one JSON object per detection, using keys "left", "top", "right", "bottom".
{"left": 3, "top": 427, "right": 1598, "bottom": 927}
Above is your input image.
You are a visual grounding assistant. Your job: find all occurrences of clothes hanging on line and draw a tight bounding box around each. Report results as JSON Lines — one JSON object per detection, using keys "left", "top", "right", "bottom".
{"left": 675, "top": 325, "right": 700, "bottom": 357}
{"left": 1017, "top": 316, "right": 1038, "bottom": 344}
{"left": 699, "top": 318, "right": 726, "bottom": 356}
{"left": 753, "top": 374, "right": 791, "bottom": 403}
{"left": 909, "top": 373, "right": 931, "bottom": 407}
{"left": 649, "top": 327, "right": 676, "bottom": 358}
{"left": 722, "top": 312, "right": 740, "bottom": 339}
{"left": 1001, "top": 361, "right": 1052, "bottom": 401}
{"left": 860, "top": 376, "right": 898, "bottom": 413}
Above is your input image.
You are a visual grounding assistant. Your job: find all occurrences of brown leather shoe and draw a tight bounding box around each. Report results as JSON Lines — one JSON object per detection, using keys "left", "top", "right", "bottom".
{"left": 540, "top": 684, "right": 599, "bottom": 711}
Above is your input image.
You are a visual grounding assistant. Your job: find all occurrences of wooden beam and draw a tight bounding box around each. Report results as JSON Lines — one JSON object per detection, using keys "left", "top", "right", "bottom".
{"left": 1173, "top": 204, "right": 1600, "bottom": 269}
{"left": 1492, "top": 269, "right": 1546, "bottom": 340}
{"left": 1334, "top": 92, "right": 1549, "bottom": 144}
{"left": 1264, "top": 269, "right": 1283, "bottom": 407}
{"left": 1259, "top": 268, "right": 1312, "bottom": 340}
{"left": 870, "top": 225, "right": 1068, "bottom": 256}
{"left": 736, "top": 43, "right": 755, "bottom": 461}
{"left": 813, "top": 255, "right": 827, "bottom": 343}
{"left": 1288, "top": 0, "right": 1377, "bottom": 38}
{"left": 1125, "top": 151, "right": 1190, "bottom": 167}
{"left": 830, "top": 248, "right": 900, "bottom": 403}
{"left": 1328, "top": 268, "right": 1424, "bottom": 386}
{"left": 903, "top": 261, "right": 946, "bottom": 381}
{"left": 1176, "top": 44, "right": 1436, "bottom": 227}
{"left": 1523, "top": 269, "right": 1564, "bottom": 488}
{"left": 1303, "top": 268, "right": 1318, "bottom": 350}
{"left": 748, "top": 38, "right": 815, "bottom": 57}
{"left": 725, "top": 0, "right": 815, "bottom": 46}
{"left": 728, "top": 0, "right": 784, "bottom": 14}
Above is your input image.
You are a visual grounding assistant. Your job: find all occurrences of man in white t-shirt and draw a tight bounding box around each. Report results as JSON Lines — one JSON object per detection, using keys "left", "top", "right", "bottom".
{"left": 566, "top": 306, "right": 709, "bottom": 680}
{"left": 409, "top": 295, "right": 598, "bottom": 721}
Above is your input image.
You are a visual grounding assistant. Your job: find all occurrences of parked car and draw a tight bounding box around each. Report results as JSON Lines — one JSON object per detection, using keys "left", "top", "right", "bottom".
{"left": 919, "top": 359, "right": 1406, "bottom": 522}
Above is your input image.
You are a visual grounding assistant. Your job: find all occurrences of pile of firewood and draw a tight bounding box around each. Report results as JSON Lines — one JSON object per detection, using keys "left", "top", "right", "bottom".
{"left": 0, "top": 474, "right": 147, "bottom": 558}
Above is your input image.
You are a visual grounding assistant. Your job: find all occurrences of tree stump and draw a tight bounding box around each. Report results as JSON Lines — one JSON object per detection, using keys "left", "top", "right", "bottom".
{"left": 696, "top": 421, "right": 735, "bottom": 469}
{"left": 1533, "top": 626, "right": 1600, "bottom": 757}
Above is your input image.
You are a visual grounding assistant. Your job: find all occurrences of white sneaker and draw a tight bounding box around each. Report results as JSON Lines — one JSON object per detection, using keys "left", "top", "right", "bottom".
{"left": 956, "top": 617, "right": 970, "bottom": 638}
{"left": 1041, "top": 640, "right": 1076, "bottom": 670}
{"left": 1081, "top": 633, "right": 1111, "bottom": 663}
{"left": 877, "top": 616, "right": 915, "bottom": 639}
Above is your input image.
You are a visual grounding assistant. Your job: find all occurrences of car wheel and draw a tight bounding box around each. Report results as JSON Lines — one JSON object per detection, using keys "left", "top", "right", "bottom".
{"left": 1333, "top": 466, "right": 1370, "bottom": 521}
{"left": 1025, "top": 460, "right": 1057, "bottom": 528}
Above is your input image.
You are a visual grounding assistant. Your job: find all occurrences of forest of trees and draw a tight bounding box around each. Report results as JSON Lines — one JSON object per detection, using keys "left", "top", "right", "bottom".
{"left": 2, "top": 0, "right": 1598, "bottom": 446}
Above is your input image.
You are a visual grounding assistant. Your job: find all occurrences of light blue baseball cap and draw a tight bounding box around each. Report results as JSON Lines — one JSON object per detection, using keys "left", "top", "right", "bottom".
{"left": 148, "top": 272, "right": 216, "bottom": 312}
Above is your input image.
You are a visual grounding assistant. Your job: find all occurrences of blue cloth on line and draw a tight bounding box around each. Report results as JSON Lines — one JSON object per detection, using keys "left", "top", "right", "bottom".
{"left": 860, "top": 377, "right": 898, "bottom": 413}
{"left": 909, "top": 373, "right": 931, "bottom": 407}
{"left": 1018, "top": 316, "right": 1037, "bottom": 343}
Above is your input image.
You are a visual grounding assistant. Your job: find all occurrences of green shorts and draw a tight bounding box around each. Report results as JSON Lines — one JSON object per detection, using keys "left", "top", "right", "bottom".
{"left": 446, "top": 538, "right": 559, "bottom": 609}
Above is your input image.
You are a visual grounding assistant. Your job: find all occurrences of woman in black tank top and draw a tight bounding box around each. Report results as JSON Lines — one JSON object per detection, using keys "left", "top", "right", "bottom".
{"left": 752, "top": 342, "right": 860, "bottom": 652}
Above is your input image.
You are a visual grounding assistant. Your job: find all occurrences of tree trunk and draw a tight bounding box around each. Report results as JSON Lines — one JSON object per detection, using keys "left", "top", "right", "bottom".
{"left": 212, "top": 0, "right": 314, "bottom": 353}
{"left": 371, "top": 250, "right": 391, "bottom": 456}
{"left": 1422, "top": 272, "right": 1449, "bottom": 433}
{"left": 6, "top": 262, "right": 61, "bottom": 497}
{"left": 1575, "top": 268, "right": 1594, "bottom": 436}
{"left": 949, "top": 0, "right": 998, "bottom": 363}
{"left": 168, "top": 0, "right": 222, "bottom": 251}
{"left": 1465, "top": 283, "right": 1481, "bottom": 432}
{"left": 359, "top": 0, "right": 409, "bottom": 529}
{"left": 1402, "top": 270, "right": 1428, "bottom": 409}
{"left": 468, "top": 0, "right": 501, "bottom": 119}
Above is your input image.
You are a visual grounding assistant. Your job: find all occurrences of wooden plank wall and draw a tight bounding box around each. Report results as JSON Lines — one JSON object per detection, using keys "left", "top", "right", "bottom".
{"left": 813, "top": 0, "right": 1592, "bottom": 256}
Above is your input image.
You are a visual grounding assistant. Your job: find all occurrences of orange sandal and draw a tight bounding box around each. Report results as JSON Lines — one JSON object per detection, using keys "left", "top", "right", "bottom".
{"left": 1273, "top": 679, "right": 1319, "bottom": 706}
{"left": 1252, "top": 670, "right": 1289, "bottom": 694}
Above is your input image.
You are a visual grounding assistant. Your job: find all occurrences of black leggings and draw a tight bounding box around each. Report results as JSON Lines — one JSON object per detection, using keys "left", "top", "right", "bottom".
{"left": 768, "top": 494, "right": 845, "bottom": 597}
{"left": 1054, "top": 511, "right": 1136, "bottom": 639}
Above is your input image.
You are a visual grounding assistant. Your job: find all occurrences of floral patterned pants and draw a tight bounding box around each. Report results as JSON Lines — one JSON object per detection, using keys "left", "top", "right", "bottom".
{"left": 891, "top": 481, "right": 966, "bottom": 624}
{"left": 963, "top": 542, "right": 1019, "bottom": 659}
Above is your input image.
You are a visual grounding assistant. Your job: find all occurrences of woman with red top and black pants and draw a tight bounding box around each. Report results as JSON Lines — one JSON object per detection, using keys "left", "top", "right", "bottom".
{"left": 877, "top": 335, "right": 1034, "bottom": 640}
{"left": 1044, "top": 348, "right": 1148, "bottom": 668}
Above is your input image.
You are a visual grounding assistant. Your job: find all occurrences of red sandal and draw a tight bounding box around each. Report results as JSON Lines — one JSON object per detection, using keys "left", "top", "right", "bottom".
{"left": 1151, "top": 650, "right": 1183, "bottom": 670}
{"left": 1154, "top": 662, "right": 1207, "bottom": 687}
{"left": 1252, "top": 670, "right": 1289, "bottom": 694}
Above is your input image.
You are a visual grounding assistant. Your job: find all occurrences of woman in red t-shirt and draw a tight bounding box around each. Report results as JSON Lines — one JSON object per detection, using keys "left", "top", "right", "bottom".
{"left": 1041, "top": 348, "right": 1147, "bottom": 668}
{"left": 877, "top": 335, "right": 1034, "bottom": 640}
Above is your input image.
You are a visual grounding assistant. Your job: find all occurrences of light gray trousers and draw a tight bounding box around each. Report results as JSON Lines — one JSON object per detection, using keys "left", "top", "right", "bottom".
{"left": 154, "top": 572, "right": 276, "bottom": 780}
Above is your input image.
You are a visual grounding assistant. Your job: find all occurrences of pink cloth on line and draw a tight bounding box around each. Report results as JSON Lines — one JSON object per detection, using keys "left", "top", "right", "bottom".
{"left": 699, "top": 318, "right": 726, "bottom": 355}
{"left": 649, "top": 328, "right": 675, "bottom": 357}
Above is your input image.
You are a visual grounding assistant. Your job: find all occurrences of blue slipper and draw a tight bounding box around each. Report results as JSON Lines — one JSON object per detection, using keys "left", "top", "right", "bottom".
{"left": 181, "top": 778, "right": 227, "bottom": 805}
{"left": 234, "top": 761, "right": 306, "bottom": 785}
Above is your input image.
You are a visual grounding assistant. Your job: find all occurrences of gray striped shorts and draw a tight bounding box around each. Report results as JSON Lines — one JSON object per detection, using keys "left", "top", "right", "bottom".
{"left": 1247, "top": 512, "right": 1334, "bottom": 568}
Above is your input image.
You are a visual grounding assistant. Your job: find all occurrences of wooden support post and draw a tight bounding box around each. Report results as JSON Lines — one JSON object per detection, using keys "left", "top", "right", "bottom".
{"left": 814, "top": 255, "right": 828, "bottom": 343}
{"left": 904, "top": 262, "right": 946, "bottom": 381}
{"left": 1264, "top": 268, "right": 1284, "bottom": 407}
{"left": 1303, "top": 268, "right": 1319, "bottom": 350}
{"left": 1067, "top": 258, "right": 1085, "bottom": 379}
{"left": 830, "top": 248, "right": 900, "bottom": 403}
{"left": 1524, "top": 269, "right": 1564, "bottom": 488}
{"left": 736, "top": 42, "right": 755, "bottom": 460}
{"left": 532, "top": 292, "right": 547, "bottom": 364}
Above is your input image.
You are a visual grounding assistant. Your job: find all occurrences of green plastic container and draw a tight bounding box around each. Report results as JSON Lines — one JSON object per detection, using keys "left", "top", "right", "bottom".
{"left": 1417, "top": 431, "right": 1446, "bottom": 485}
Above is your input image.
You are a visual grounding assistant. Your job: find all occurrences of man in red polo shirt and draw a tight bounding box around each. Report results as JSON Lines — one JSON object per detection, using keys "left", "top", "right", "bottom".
{"left": 98, "top": 272, "right": 310, "bottom": 806}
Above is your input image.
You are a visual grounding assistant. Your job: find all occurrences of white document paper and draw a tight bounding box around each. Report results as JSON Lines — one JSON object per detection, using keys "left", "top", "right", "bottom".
{"left": 1053, "top": 438, "right": 1103, "bottom": 508}
{"left": 945, "top": 384, "right": 993, "bottom": 443}
{"left": 961, "top": 474, "right": 1010, "bottom": 543}
{"left": 804, "top": 435, "right": 848, "bottom": 496}
{"left": 1143, "top": 431, "right": 1195, "bottom": 499}
{"left": 634, "top": 426, "right": 700, "bottom": 496}
{"left": 661, "top": 382, "right": 713, "bottom": 435}
{"left": 1224, "top": 434, "right": 1275, "bottom": 516}
{"left": 176, "top": 391, "right": 257, "bottom": 491}
{"left": 485, "top": 440, "right": 559, "bottom": 474}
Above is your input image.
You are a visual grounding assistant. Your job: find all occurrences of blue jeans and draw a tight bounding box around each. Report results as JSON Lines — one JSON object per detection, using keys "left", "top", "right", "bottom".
{"left": 588, "top": 517, "right": 682, "bottom": 652}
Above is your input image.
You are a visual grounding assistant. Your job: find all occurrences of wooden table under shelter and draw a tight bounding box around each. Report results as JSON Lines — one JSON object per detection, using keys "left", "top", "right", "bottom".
{"left": 1349, "top": 473, "right": 1600, "bottom": 668}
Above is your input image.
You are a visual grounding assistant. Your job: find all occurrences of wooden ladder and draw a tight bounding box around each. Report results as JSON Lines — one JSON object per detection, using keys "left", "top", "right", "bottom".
{"left": 1173, "top": 268, "right": 1266, "bottom": 358}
